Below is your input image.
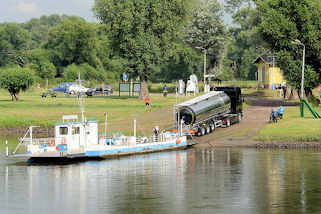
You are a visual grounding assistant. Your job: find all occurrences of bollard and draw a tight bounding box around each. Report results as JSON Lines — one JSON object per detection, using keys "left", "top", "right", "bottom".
{"left": 5, "top": 140, "right": 9, "bottom": 157}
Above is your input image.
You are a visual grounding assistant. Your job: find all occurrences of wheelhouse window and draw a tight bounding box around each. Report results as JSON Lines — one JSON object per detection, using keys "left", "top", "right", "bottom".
{"left": 72, "top": 127, "right": 80, "bottom": 135}
{"left": 59, "top": 127, "right": 68, "bottom": 135}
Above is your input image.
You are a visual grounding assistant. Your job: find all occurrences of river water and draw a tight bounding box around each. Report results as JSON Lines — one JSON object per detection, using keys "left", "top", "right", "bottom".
{"left": 1, "top": 148, "right": 321, "bottom": 214}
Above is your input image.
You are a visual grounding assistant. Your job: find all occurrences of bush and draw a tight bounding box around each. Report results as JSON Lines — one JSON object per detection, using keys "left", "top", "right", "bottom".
{"left": 148, "top": 83, "right": 177, "bottom": 93}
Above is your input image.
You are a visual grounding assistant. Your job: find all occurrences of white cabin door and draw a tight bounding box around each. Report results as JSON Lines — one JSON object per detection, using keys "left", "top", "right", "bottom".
{"left": 71, "top": 126, "right": 81, "bottom": 152}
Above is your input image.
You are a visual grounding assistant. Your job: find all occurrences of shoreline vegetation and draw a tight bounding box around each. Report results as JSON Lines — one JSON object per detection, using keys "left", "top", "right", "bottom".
{"left": 0, "top": 87, "right": 321, "bottom": 151}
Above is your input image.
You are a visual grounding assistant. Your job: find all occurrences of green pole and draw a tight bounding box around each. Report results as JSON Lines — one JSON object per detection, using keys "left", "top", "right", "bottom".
{"left": 300, "top": 99, "right": 304, "bottom": 118}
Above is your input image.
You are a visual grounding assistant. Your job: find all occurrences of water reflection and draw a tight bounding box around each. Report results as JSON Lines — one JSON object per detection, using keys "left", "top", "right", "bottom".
{"left": 1, "top": 149, "right": 321, "bottom": 214}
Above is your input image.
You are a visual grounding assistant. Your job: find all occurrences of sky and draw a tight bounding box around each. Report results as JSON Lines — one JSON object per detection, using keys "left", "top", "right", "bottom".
{"left": 0, "top": 0, "right": 232, "bottom": 24}
{"left": 0, "top": 0, "right": 97, "bottom": 23}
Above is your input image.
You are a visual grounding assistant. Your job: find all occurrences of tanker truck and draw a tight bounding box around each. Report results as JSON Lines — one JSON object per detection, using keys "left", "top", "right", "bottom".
{"left": 176, "top": 87, "right": 243, "bottom": 136}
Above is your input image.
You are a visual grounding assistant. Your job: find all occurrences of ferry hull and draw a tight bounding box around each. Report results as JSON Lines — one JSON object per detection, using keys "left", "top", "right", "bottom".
{"left": 86, "top": 143, "right": 188, "bottom": 158}
{"left": 22, "top": 140, "right": 188, "bottom": 161}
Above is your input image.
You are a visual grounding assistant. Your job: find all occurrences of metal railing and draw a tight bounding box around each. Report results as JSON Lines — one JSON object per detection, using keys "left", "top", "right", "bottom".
{"left": 97, "top": 132, "right": 180, "bottom": 147}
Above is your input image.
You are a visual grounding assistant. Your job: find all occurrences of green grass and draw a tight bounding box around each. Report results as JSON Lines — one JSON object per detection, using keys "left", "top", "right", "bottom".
{"left": 0, "top": 89, "right": 195, "bottom": 150}
{"left": 256, "top": 106, "right": 321, "bottom": 142}
{"left": 0, "top": 136, "right": 19, "bottom": 152}
{"left": 0, "top": 89, "right": 191, "bottom": 129}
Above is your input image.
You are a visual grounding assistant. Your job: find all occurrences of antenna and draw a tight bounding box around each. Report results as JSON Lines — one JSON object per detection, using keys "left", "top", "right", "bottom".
{"left": 77, "top": 72, "right": 84, "bottom": 86}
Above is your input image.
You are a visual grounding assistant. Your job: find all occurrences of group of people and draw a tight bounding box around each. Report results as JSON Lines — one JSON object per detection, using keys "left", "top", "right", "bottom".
{"left": 270, "top": 106, "right": 284, "bottom": 123}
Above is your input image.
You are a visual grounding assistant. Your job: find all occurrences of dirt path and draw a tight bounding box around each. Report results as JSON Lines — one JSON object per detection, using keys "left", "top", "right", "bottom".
{"left": 109, "top": 96, "right": 297, "bottom": 148}
{"left": 194, "top": 97, "right": 300, "bottom": 148}
{"left": 194, "top": 105, "right": 271, "bottom": 148}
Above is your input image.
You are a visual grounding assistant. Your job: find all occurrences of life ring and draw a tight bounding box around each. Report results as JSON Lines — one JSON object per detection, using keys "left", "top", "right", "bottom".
{"left": 176, "top": 139, "right": 181, "bottom": 145}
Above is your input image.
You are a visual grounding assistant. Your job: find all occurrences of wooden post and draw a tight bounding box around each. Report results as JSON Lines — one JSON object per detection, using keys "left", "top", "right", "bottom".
{"left": 5, "top": 140, "right": 9, "bottom": 157}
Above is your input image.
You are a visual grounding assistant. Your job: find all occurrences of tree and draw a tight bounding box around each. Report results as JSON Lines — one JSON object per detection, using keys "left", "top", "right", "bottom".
{"left": 0, "top": 23, "right": 31, "bottom": 66}
{"left": 154, "top": 42, "right": 202, "bottom": 82}
{"left": 25, "top": 49, "right": 56, "bottom": 79}
{"left": 0, "top": 67, "right": 34, "bottom": 101}
{"left": 45, "top": 18, "right": 98, "bottom": 69}
{"left": 184, "top": 0, "right": 228, "bottom": 80}
{"left": 22, "top": 15, "right": 69, "bottom": 49}
{"left": 93, "top": 0, "right": 191, "bottom": 98}
{"left": 256, "top": 0, "right": 321, "bottom": 98}
{"left": 224, "top": 0, "right": 253, "bottom": 13}
{"left": 223, "top": 6, "right": 263, "bottom": 80}
{"left": 63, "top": 63, "right": 104, "bottom": 82}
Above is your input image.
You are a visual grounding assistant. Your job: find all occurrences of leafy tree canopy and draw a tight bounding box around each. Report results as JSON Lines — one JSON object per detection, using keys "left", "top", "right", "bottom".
{"left": 154, "top": 42, "right": 202, "bottom": 82}
{"left": 93, "top": 0, "right": 191, "bottom": 97}
{"left": 256, "top": 0, "right": 321, "bottom": 96}
{"left": 24, "top": 49, "right": 56, "bottom": 79}
{"left": 93, "top": 0, "right": 191, "bottom": 77}
{"left": 0, "top": 23, "right": 31, "bottom": 67}
{"left": 0, "top": 66, "right": 34, "bottom": 101}
{"left": 223, "top": 6, "right": 262, "bottom": 80}
{"left": 184, "top": 0, "right": 227, "bottom": 77}
{"left": 45, "top": 17, "right": 98, "bottom": 69}
{"left": 22, "top": 14, "right": 70, "bottom": 49}
{"left": 63, "top": 63, "right": 105, "bottom": 83}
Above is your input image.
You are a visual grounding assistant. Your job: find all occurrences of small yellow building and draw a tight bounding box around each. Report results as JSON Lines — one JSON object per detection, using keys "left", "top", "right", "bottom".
{"left": 254, "top": 56, "right": 285, "bottom": 89}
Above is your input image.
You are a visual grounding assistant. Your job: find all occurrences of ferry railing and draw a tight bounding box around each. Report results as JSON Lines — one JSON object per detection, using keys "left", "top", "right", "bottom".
{"left": 13, "top": 137, "right": 68, "bottom": 155}
{"left": 97, "top": 131, "right": 181, "bottom": 147}
{"left": 23, "top": 137, "right": 57, "bottom": 146}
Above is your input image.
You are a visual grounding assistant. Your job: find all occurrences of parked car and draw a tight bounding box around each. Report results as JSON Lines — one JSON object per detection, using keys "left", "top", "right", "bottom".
{"left": 67, "top": 84, "right": 91, "bottom": 95}
{"left": 94, "top": 85, "right": 113, "bottom": 95}
{"left": 41, "top": 90, "right": 57, "bottom": 98}
{"left": 51, "top": 82, "right": 75, "bottom": 93}
{"left": 85, "top": 88, "right": 95, "bottom": 97}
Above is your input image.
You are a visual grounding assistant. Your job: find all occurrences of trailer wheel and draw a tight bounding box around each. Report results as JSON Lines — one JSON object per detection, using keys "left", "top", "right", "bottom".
{"left": 210, "top": 121, "right": 215, "bottom": 132}
{"left": 226, "top": 118, "right": 231, "bottom": 127}
{"left": 196, "top": 128, "right": 202, "bottom": 137}
{"left": 205, "top": 125, "right": 211, "bottom": 134}
{"left": 238, "top": 113, "right": 242, "bottom": 122}
{"left": 201, "top": 127, "right": 206, "bottom": 136}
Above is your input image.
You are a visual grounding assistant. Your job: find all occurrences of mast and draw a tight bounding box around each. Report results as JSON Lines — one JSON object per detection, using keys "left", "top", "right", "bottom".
{"left": 80, "top": 95, "right": 85, "bottom": 122}
{"left": 77, "top": 72, "right": 86, "bottom": 122}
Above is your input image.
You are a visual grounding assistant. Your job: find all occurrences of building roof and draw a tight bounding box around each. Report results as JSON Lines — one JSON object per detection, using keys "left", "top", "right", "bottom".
{"left": 253, "top": 56, "right": 273, "bottom": 64}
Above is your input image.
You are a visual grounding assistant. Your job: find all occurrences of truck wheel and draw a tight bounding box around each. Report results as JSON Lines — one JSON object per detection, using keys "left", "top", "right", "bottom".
{"left": 196, "top": 128, "right": 202, "bottom": 137}
{"left": 238, "top": 113, "right": 242, "bottom": 122}
{"left": 210, "top": 121, "right": 215, "bottom": 132}
{"left": 201, "top": 127, "right": 206, "bottom": 136}
{"left": 226, "top": 118, "right": 231, "bottom": 127}
{"left": 205, "top": 125, "right": 211, "bottom": 134}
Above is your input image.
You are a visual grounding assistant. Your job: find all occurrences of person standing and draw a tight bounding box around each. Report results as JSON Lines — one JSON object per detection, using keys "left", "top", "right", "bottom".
{"left": 163, "top": 84, "right": 168, "bottom": 97}
{"left": 145, "top": 96, "right": 151, "bottom": 111}
{"left": 278, "top": 106, "right": 284, "bottom": 119}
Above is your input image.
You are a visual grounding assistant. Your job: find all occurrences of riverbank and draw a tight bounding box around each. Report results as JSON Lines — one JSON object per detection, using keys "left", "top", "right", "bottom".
{"left": 1, "top": 89, "right": 321, "bottom": 150}
{"left": 195, "top": 97, "right": 321, "bottom": 148}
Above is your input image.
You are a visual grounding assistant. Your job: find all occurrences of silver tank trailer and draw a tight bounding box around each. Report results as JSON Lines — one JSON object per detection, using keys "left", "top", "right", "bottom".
{"left": 177, "top": 91, "right": 231, "bottom": 125}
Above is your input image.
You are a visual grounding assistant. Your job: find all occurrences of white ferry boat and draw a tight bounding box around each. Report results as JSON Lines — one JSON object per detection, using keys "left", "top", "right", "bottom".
{"left": 9, "top": 102, "right": 192, "bottom": 162}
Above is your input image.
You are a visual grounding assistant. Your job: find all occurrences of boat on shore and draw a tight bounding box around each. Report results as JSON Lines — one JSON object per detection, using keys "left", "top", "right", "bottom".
{"left": 8, "top": 114, "right": 192, "bottom": 162}
{"left": 8, "top": 96, "right": 195, "bottom": 162}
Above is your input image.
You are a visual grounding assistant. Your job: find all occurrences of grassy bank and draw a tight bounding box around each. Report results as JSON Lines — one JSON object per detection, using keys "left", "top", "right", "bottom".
{"left": 256, "top": 106, "right": 321, "bottom": 142}
{"left": 0, "top": 89, "right": 192, "bottom": 132}
{"left": 0, "top": 137, "right": 19, "bottom": 152}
